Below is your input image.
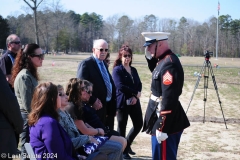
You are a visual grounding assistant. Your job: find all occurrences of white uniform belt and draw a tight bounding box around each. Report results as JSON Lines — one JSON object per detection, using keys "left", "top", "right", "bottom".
{"left": 150, "top": 94, "right": 162, "bottom": 103}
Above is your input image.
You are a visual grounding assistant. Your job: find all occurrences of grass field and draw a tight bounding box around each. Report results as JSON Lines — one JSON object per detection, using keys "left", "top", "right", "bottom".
{"left": 14, "top": 53, "right": 240, "bottom": 159}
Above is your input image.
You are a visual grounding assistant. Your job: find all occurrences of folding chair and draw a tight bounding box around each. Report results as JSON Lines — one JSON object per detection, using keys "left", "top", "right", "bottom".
{"left": 24, "top": 143, "right": 37, "bottom": 160}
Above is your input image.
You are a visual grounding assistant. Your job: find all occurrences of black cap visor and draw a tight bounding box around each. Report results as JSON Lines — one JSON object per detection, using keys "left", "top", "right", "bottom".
{"left": 143, "top": 39, "right": 157, "bottom": 47}
{"left": 143, "top": 38, "right": 168, "bottom": 47}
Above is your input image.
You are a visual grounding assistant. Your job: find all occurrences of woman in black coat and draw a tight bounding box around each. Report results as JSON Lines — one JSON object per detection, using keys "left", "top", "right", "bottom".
{"left": 112, "top": 45, "right": 143, "bottom": 159}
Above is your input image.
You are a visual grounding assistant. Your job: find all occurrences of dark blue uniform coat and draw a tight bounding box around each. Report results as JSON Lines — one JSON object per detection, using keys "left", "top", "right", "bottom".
{"left": 142, "top": 49, "right": 190, "bottom": 135}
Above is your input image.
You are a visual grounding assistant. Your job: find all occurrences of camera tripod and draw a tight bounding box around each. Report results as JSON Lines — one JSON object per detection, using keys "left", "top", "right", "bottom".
{"left": 186, "top": 56, "right": 228, "bottom": 129}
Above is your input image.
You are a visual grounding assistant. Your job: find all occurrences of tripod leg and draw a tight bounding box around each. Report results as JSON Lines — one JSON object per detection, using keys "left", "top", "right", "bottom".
{"left": 208, "top": 62, "right": 228, "bottom": 129}
{"left": 203, "top": 62, "right": 210, "bottom": 123}
{"left": 186, "top": 61, "right": 206, "bottom": 114}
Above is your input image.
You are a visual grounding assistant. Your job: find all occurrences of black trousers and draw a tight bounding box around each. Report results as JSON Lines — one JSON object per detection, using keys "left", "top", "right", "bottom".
{"left": 117, "top": 101, "right": 143, "bottom": 153}
{"left": 105, "top": 100, "right": 115, "bottom": 131}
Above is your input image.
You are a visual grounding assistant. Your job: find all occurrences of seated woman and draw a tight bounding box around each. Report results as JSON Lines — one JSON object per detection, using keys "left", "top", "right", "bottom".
{"left": 28, "top": 82, "right": 79, "bottom": 160}
{"left": 66, "top": 78, "right": 127, "bottom": 150}
{"left": 60, "top": 80, "right": 122, "bottom": 160}
{"left": 57, "top": 85, "right": 107, "bottom": 160}
{"left": 75, "top": 80, "right": 120, "bottom": 137}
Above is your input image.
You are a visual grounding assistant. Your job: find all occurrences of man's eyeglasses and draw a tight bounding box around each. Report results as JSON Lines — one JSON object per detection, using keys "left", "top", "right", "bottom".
{"left": 10, "top": 41, "right": 21, "bottom": 45}
{"left": 123, "top": 54, "right": 131, "bottom": 58}
{"left": 30, "top": 54, "right": 44, "bottom": 60}
{"left": 96, "top": 48, "right": 108, "bottom": 52}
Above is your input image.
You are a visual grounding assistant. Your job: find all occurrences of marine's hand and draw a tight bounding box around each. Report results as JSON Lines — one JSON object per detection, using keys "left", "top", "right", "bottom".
{"left": 156, "top": 130, "right": 168, "bottom": 144}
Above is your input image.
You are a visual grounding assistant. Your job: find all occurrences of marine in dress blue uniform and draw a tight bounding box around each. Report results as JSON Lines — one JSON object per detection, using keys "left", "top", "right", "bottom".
{"left": 141, "top": 32, "right": 190, "bottom": 160}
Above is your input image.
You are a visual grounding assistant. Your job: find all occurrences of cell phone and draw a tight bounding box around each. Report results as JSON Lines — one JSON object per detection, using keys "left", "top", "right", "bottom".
{"left": 126, "top": 98, "right": 132, "bottom": 105}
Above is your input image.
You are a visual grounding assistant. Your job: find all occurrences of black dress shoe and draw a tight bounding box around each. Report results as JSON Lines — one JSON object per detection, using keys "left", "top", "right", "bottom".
{"left": 123, "top": 153, "right": 132, "bottom": 159}
{"left": 128, "top": 147, "right": 136, "bottom": 155}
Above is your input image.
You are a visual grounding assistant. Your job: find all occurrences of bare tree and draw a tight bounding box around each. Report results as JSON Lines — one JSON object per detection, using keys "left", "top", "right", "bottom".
{"left": 23, "top": 0, "right": 44, "bottom": 44}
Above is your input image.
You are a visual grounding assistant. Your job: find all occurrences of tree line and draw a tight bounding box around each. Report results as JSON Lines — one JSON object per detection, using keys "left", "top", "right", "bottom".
{"left": 0, "top": 2, "right": 239, "bottom": 57}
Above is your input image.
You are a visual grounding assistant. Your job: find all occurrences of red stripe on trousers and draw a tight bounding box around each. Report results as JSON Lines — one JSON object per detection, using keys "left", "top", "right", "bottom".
{"left": 162, "top": 140, "right": 167, "bottom": 160}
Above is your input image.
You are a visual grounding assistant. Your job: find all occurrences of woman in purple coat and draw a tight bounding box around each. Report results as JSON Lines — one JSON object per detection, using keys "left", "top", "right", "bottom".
{"left": 28, "top": 82, "right": 78, "bottom": 160}
{"left": 112, "top": 45, "right": 143, "bottom": 159}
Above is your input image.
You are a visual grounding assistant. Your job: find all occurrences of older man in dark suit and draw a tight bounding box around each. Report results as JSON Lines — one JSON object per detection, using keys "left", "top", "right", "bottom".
{"left": 76, "top": 39, "right": 116, "bottom": 130}
{"left": 0, "top": 69, "right": 23, "bottom": 159}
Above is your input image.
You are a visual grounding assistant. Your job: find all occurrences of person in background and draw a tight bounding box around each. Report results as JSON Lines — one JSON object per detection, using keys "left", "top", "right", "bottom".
{"left": 104, "top": 52, "right": 110, "bottom": 68}
{"left": 0, "top": 34, "right": 21, "bottom": 93}
{"left": 11, "top": 43, "right": 44, "bottom": 160}
{"left": 141, "top": 32, "right": 190, "bottom": 160}
{"left": 28, "top": 82, "right": 79, "bottom": 160}
{"left": 76, "top": 39, "right": 116, "bottom": 130}
{"left": 0, "top": 69, "right": 23, "bottom": 160}
{"left": 112, "top": 45, "right": 143, "bottom": 159}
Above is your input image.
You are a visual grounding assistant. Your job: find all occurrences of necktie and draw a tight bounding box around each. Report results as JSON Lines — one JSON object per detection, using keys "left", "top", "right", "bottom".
{"left": 99, "top": 62, "right": 112, "bottom": 99}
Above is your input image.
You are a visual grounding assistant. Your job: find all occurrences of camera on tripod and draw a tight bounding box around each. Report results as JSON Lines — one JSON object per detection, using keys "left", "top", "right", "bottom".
{"left": 204, "top": 50, "right": 213, "bottom": 59}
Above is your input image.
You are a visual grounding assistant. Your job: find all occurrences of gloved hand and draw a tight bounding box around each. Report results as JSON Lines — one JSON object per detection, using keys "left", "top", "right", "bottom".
{"left": 156, "top": 130, "right": 168, "bottom": 144}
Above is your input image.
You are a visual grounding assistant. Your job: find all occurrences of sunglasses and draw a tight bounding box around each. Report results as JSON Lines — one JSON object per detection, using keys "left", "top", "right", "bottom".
{"left": 123, "top": 54, "right": 131, "bottom": 58}
{"left": 10, "top": 41, "right": 21, "bottom": 44}
{"left": 59, "top": 92, "right": 67, "bottom": 97}
{"left": 96, "top": 48, "right": 108, "bottom": 52}
{"left": 85, "top": 90, "right": 93, "bottom": 95}
{"left": 31, "top": 54, "right": 44, "bottom": 60}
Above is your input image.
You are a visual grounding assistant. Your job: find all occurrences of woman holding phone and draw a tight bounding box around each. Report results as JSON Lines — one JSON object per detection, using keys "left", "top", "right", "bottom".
{"left": 112, "top": 45, "right": 143, "bottom": 159}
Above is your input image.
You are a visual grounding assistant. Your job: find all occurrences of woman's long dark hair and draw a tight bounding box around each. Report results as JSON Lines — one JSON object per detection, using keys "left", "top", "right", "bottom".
{"left": 113, "top": 44, "right": 133, "bottom": 68}
{"left": 11, "top": 43, "right": 40, "bottom": 86}
{"left": 66, "top": 78, "right": 83, "bottom": 110}
{"left": 28, "top": 82, "right": 59, "bottom": 126}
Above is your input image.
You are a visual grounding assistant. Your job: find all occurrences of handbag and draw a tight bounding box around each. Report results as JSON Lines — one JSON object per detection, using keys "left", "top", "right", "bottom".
{"left": 83, "top": 136, "right": 109, "bottom": 155}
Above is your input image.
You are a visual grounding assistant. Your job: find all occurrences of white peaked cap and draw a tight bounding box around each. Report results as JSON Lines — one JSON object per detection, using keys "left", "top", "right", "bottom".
{"left": 141, "top": 32, "right": 171, "bottom": 47}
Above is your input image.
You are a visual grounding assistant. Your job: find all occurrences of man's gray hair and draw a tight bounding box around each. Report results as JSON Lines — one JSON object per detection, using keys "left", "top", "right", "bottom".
{"left": 6, "top": 34, "right": 19, "bottom": 48}
{"left": 93, "top": 39, "right": 108, "bottom": 48}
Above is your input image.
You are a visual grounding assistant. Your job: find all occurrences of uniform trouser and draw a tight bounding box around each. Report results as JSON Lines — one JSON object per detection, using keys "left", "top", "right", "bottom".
{"left": 151, "top": 131, "right": 183, "bottom": 160}
{"left": 20, "top": 112, "right": 30, "bottom": 160}
{"left": 117, "top": 103, "right": 143, "bottom": 154}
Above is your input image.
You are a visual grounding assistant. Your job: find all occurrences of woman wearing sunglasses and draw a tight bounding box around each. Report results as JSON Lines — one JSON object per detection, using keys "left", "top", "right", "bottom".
{"left": 65, "top": 78, "right": 125, "bottom": 160}
{"left": 112, "top": 45, "right": 143, "bottom": 159}
{"left": 11, "top": 43, "right": 44, "bottom": 160}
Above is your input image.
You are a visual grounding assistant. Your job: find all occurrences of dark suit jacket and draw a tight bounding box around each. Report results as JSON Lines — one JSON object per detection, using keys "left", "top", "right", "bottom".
{"left": 0, "top": 69, "right": 23, "bottom": 155}
{"left": 112, "top": 65, "right": 142, "bottom": 109}
{"left": 76, "top": 56, "right": 116, "bottom": 122}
